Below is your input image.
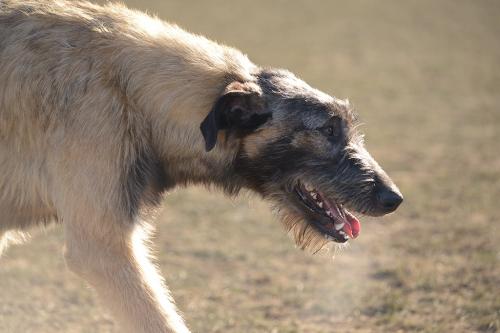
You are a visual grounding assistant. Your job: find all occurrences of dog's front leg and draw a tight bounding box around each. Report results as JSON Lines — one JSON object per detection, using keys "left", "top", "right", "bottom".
{"left": 63, "top": 218, "right": 190, "bottom": 333}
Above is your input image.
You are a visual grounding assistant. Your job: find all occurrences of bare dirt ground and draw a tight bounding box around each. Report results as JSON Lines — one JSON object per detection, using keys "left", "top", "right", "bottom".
{"left": 1, "top": 1, "right": 499, "bottom": 332}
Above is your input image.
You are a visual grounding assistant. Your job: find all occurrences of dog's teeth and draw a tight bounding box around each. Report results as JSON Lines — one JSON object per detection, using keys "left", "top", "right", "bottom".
{"left": 305, "top": 183, "right": 314, "bottom": 192}
{"left": 311, "top": 193, "right": 318, "bottom": 199}
{"left": 317, "top": 202, "right": 323, "bottom": 208}
{"left": 335, "top": 222, "right": 345, "bottom": 230}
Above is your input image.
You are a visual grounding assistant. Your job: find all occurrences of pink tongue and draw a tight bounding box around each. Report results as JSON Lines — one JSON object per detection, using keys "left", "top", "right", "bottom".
{"left": 318, "top": 190, "right": 361, "bottom": 239}
{"left": 342, "top": 223, "right": 353, "bottom": 238}
{"left": 344, "top": 214, "right": 361, "bottom": 239}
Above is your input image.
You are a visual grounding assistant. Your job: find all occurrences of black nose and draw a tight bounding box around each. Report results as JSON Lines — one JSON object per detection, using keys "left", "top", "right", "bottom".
{"left": 376, "top": 188, "right": 403, "bottom": 213}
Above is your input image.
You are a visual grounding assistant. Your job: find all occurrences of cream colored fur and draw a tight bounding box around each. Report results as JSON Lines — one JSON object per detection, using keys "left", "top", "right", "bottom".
{"left": 0, "top": 1, "right": 257, "bottom": 332}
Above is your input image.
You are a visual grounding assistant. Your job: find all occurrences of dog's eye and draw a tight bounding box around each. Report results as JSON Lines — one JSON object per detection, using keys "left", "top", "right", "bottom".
{"left": 320, "top": 117, "right": 342, "bottom": 139}
{"left": 321, "top": 125, "right": 338, "bottom": 138}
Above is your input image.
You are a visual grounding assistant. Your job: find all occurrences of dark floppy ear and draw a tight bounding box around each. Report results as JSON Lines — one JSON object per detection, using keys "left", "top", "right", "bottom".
{"left": 200, "top": 81, "right": 270, "bottom": 152}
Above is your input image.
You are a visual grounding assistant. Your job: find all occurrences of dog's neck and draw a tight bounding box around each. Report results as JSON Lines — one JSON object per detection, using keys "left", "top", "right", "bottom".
{"left": 103, "top": 17, "right": 258, "bottom": 191}
{"left": 120, "top": 66, "right": 248, "bottom": 191}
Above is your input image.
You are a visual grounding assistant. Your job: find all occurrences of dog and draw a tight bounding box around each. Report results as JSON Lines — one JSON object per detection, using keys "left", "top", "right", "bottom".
{"left": 0, "top": 1, "right": 403, "bottom": 332}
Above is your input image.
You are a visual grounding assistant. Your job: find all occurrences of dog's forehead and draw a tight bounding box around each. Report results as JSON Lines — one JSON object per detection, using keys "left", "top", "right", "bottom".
{"left": 289, "top": 96, "right": 353, "bottom": 129}
{"left": 257, "top": 69, "right": 353, "bottom": 127}
{"left": 259, "top": 68, "right": 331, "bottom": 102}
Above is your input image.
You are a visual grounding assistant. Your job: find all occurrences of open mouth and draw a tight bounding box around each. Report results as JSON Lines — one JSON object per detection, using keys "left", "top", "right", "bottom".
{"left": 294, "top": 181, "right": 361, "bottom": 243}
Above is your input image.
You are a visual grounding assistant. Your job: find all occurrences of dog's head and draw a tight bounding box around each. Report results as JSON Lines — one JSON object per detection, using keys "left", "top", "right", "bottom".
{"left": 201, "top": 69, "right": 402, "bottom": 249}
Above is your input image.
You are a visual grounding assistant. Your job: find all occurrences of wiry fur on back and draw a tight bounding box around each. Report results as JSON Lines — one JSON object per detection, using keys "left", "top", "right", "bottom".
{"left": 0, "top": 3, "right": 259, "bottom": 331}
{"left": 0, "top": 0, "right": 255, "bottom": 228}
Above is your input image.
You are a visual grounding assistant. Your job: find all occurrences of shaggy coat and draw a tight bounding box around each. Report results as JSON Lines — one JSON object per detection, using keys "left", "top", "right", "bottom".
{"left": 0, "top": 1, "right": 402, "bottom": 332}
{"left": 0, "top": 1, "right": 255, "bottom": 332}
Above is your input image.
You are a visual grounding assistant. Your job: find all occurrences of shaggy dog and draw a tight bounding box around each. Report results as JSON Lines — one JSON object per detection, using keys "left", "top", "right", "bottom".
{"left": 0, "top": 1, "right": 403, "bottom": 332}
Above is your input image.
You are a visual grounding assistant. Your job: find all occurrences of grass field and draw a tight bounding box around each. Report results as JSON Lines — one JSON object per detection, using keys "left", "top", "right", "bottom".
{"left": 1, "top": 1, "right": 499, "bottom": 332}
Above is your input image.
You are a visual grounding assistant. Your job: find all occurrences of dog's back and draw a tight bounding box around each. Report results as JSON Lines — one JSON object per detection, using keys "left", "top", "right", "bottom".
{"left": 0, "top": 0, "right": 253, "bottom": 232}
{"left": 0, "top": 3, "right": 254, "bottom": 330}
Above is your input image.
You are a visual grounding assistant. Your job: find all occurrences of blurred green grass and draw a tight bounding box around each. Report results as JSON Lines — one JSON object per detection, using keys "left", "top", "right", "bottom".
{"left": 1, "top": 1, "right": 499, "bottom": 332}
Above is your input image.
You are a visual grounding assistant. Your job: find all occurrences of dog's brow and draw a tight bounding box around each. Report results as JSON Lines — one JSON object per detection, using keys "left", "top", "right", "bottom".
{"left": 302, "top": 113, "right": 329, "bottom": 129}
